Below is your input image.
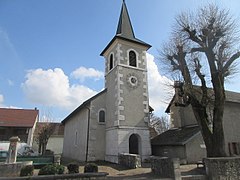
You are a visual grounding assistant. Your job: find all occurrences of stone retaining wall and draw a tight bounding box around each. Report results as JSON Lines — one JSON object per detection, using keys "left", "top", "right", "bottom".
{"left": 118, "top": 153, "right": 141, "bottom": 169}
{"left": 0, "top": 172, "right": 108, "bottom": 180}
{"left": 150, "top": 156, "right": 181, "bottom": 180}
{"left": 0, "top": 161, "right": 33, "bottom": 177}
{"left": 204, "top": 157, "right": 240, "bottom": 180}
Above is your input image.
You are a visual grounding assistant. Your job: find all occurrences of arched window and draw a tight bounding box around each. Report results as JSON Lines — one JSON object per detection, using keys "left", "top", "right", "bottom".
{"left": 109, "top": 54, "right": 114, "bottom": 70}
{"left": 129, "top": 51, "right": 137, "bottom": 67}
{"left": 99, "top": 110, "right": 105, "bottom": 123}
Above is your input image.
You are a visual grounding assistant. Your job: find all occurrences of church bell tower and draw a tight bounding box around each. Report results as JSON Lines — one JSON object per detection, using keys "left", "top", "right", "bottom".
{"left": 101, "top": 1, "right": 152, "bottom": 163}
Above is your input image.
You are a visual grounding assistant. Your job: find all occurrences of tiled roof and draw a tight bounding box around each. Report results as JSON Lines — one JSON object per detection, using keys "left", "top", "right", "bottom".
{"left": 225, "top": 91, "right": 240, "bottom": 103}
{"left": 151, "top": 125, "right": 200, "bottom": 146}
{"left": 36, "top": 122, "right": 64, "bottom": 136}
{"left": 0, "top": 108, "right": 39, "bottom": 127}
{"left": 165, "top": 88, "right": 240, "bottom": 113}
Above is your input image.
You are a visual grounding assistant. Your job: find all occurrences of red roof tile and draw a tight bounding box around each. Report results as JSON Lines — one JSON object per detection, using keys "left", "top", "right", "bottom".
{"left": 0, "top": 108, "right": 39, "bottom": 127}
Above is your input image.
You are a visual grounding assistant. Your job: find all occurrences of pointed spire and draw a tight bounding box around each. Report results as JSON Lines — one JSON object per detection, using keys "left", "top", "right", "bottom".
{"left": 100, "top": 1, "right": 151, "bottom": 56}
{"left": 116, "top": 0, "right": 135, "bottom": 39}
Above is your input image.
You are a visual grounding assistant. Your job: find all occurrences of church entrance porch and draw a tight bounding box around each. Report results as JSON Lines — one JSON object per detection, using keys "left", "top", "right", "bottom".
{"left": 105, "top": 127, "right": 151, "bottom": 163}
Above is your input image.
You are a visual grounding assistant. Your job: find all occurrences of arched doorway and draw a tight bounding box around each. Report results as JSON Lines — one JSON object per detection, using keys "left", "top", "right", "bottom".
{"left": 129, "top": 134, "right": 140, "bottom": 154}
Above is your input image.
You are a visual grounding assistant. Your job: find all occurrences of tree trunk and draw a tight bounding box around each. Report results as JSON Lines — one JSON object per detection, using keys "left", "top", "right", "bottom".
{"left": 211, "top": 95, "right": 226, "bottom": 157}
{"left": 211, "top": 71, "right": 227, "bottom": 157}
{"left": 38, "top": 143, "right": 42, "bottom": 154}
{"left": 191, "top": 103, "right": 213, "bottom": 157}
{"left": 190, "top": 88, "right": 227, "bottom": 157}
{"left": 42, "top": 143, "right": 47, "bottom": 155}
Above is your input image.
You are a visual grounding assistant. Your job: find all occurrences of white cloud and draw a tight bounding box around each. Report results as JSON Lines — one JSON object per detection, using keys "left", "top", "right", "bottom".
{"left": 0, "top": 94, "right": 4, "bottom": 107}
{"left": 0, "top": 93, "right": 20, "bottom": 108}
{"left": 7, "top": 79, "right": 14, "bottom": 86}
{"left": 22, "top": 55, "right": 173, "bottom": 116}
{"left": 0, "top": 28, "right": 18, "bottom": 60}
{"left": 22, "top": 68, "right": 97, "bottom": 110}
{"left": 147, "top": 53, "right": 174, "bottom": 114}
{"left": 71, "top": 66, "right": 104, "bottom": 82}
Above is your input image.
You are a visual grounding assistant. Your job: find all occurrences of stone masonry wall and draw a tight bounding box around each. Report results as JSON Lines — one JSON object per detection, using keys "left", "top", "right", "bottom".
{"left": 204, "top": 157, "right": 240, "bottom": 180}
{"left": 0, "top": 161, "right": 32, "bottom": 177}
{"left": 150, "top": 156, "right": 181, "bottom": 180}
{"left": 118, "top": 153, "right": 141, "bottom": 169}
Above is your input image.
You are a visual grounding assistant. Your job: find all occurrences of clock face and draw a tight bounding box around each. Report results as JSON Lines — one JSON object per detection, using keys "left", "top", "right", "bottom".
{"left": 126, "top": 73, "right": 140, "bottom": 89}
{"left": 130, "top": 77, "right": 137, "bottom": 84}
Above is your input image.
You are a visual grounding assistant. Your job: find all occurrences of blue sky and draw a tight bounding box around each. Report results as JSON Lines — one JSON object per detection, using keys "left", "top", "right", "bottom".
{"left": 1, "top": 0, "right": 240, "bottom": 121}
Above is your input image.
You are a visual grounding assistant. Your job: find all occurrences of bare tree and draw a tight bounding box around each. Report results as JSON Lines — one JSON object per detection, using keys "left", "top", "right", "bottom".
{"left": 161, "top": 4, "right": 240, "bottom": 157}
{"left": 150, "top": 114, "right": 170, "bottom": 134}
{"left": 35, "top": 123, "right": 55, "bottom": 155}
{"left": 34, "top": 110, "right": 55, "bottom": 155}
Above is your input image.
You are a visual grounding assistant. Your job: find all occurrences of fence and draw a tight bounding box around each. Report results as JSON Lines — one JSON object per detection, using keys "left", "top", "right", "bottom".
{"left": 0, "top": 155, "right": 54, "bottom": 166}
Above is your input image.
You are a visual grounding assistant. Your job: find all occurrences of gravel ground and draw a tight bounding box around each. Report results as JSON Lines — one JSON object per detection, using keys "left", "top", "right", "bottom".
{"left": 34, "top": 162, "right": 205, "bottom": 179}
{"left": 79, "top": 162, "right": 204, "bottom": 179}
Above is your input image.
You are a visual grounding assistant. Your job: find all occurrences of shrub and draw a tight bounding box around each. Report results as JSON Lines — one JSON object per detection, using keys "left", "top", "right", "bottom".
{"left": 45, "top": 149, "right": 54, "bottom": 155}
{"left": 38, "top": 164, "right": 65, "bottom": 175}
{"left": 84, "top": 163, "right": 98, "bottom": 173}
{"left": 38, "top": 165, "right": 56, "bottom": 175}
{"left": 56, "top": 164, "right": 65, "bottom": 174}
{"left": 67, "top": 162, "right": 79, "bottom": 174}
{"left": 20, "top": 165, "right": 34, "bottom": 177}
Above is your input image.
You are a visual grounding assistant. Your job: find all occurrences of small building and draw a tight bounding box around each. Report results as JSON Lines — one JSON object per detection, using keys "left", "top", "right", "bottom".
{"left": 151, "top": 125, "right": 206, "bottom": 164}
{"left": 151, "top": 86, "right": 240, "bottom": 163}
{"left": 0, "top": 108, "right": 39, "bottom": 146}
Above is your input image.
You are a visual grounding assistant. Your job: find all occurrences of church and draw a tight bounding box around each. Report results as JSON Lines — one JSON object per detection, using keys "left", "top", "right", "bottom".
{"left": 62, "top": 1, "right": 152, "bottom": 163}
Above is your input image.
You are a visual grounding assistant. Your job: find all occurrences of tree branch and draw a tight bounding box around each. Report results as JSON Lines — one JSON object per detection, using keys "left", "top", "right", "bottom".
{"left": 183, "top": 27, "right": 204, "bottom": 47}
{"left": 194, "top": 58, "right": 208, "bottom": 106}
{"left": 222, "top": 51, "right": 240, "bottom": 73}
{"left": 191, "top": 47, "right": 205, "bottom": 53}
{"left": 177, "top": 45, "right": 192, "bottom": 86}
